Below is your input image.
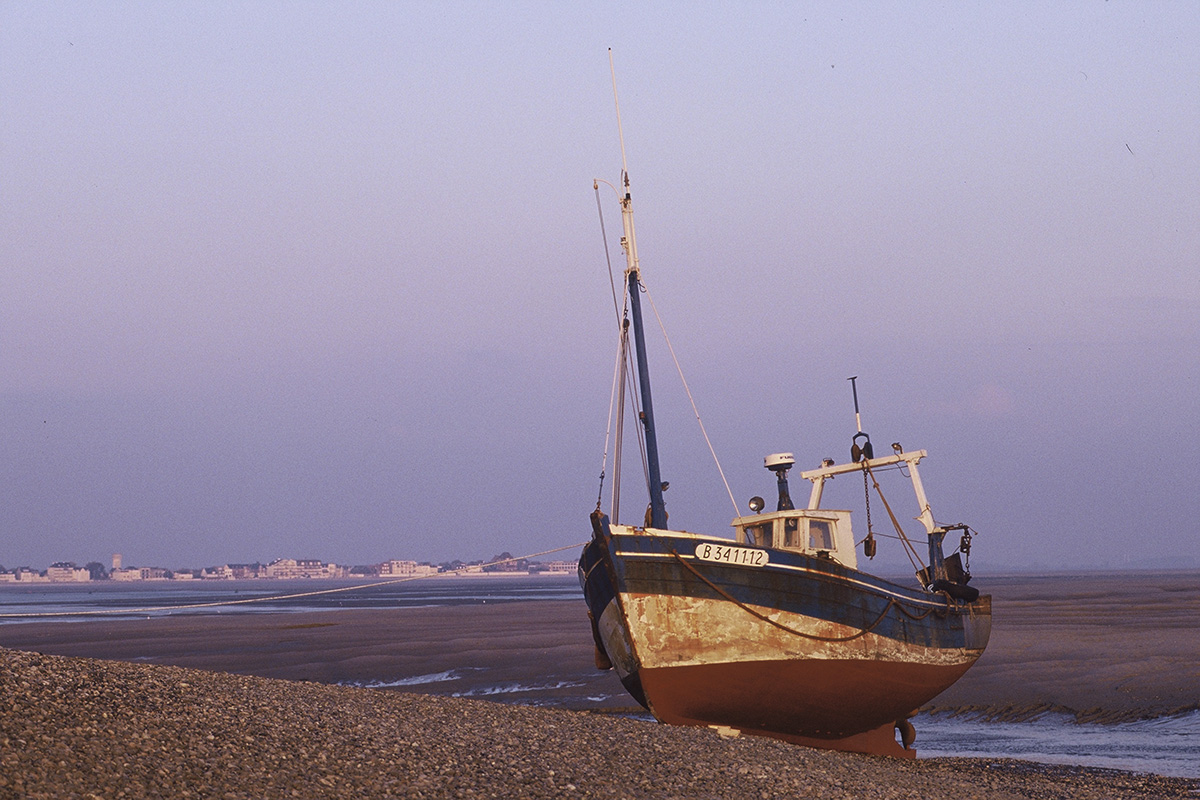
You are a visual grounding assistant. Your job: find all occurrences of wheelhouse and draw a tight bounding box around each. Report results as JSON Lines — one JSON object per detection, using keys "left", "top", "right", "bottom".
{"left": 732, "top": 509, "right": 858, "bottom": 569}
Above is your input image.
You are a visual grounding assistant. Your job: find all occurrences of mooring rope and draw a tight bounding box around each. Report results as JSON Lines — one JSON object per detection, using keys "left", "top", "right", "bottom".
{"left": 0, "top": 542, "right": 590, "bottom": 620}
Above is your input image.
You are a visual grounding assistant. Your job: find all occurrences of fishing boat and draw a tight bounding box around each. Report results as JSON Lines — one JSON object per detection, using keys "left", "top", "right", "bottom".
{"left": 578, "top": 78, "right": 991, "bottom": 759}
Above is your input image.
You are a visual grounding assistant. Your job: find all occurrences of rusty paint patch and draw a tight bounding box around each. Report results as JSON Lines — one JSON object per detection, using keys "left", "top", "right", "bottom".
{"left": 622, "top": 593, "right": 983, "bottom": 671}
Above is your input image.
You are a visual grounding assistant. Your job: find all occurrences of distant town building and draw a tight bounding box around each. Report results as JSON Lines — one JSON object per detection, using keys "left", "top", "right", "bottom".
{"left": 264, "top": 558, "right": 345, "bottom": 580}
{"left": 2, "top": 552, "right": 562, "bottom": 582}
{"left": 531, "top": 560, "right": 575, "bottom": 574}
{"left": 111, "top": 567, "right": 169, "bottom": 582}
{"left": 46, "top": 562, "right": 91, "bottom": 582}
{"left": 379, "top": 560, "right": 438, "bottom": 578}
{"left": 1, "top": 568, "right": 50, "bottom": 583}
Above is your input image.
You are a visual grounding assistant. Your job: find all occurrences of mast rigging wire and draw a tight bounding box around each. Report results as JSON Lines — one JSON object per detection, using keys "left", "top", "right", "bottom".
{"left": 641, "top": 284, "right": 741, "bottom": 518}
{"left": 594, "top": 182, "right": 623, "bottom": 326}
{"left": 594, "top": 187, "right": 738, "bottom": 519}
{"left": 595, "top": 181, "right": 652, "bottom": 521}
{"left": 594, "top": 182, "right": 626, "bottom": 511}
{"left": 864, "top": 463, "right": 925, "bottom": 571}
{"left": 597, "top": 324, "right": 624, "bottom": 511}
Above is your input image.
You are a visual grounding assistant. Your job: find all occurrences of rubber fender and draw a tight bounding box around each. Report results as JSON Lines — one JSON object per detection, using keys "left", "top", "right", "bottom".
{"left": 931, "top": 579, "right": 980, "bottom": 603}
{"left": 588, "top": 611, "right": 613, "bottom": 670}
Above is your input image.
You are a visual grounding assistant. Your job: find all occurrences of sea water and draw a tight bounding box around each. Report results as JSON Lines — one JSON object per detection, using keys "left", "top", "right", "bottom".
{"left": 0, "top": 575, "right": 582, "bottom": 621}
{"left": 2, "top": 575, "right": 1196, "bottom": 779}
{"left": 916, "top": 710, "right": 1200, "bottom": 779}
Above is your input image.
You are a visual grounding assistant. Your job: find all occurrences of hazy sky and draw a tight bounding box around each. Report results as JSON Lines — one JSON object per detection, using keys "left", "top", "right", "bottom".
{"left": 3, "top": 3, "right": 1197, "bottom": 574}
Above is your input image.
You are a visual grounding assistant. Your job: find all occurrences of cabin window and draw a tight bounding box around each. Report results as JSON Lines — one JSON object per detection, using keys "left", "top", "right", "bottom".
{"left": 784, "top": 518, "right": 802, "bottom": 549}
{"left": 808, "top": 519, "right": 834, "bottom": 550}
{"left": 746, "top": 523, "right": 772, "bottom": 548}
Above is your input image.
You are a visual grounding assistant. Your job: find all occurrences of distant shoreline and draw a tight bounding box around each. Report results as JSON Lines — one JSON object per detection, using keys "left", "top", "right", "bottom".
{"left": 0, "top": 570, "right": 580, "bottom": 589}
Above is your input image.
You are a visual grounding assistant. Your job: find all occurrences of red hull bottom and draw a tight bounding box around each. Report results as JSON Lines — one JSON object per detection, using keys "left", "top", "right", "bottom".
{"left": 743, "top": 721, "right": 915, "bottom": 758}
{"left": 636, "top": 656, "right": 975, "bottom": 757}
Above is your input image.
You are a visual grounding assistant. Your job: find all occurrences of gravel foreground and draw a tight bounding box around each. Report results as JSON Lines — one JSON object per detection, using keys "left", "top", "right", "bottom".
{"left": 2, "top": 649, "right": 1195, "bottom": 800}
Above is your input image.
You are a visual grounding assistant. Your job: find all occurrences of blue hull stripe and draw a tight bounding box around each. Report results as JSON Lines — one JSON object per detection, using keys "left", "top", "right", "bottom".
{"left": 585, "top": 532, "right": 988, "bottom": 652}
{"left": 613, "top": 548, "right": 950, "bottom": 610}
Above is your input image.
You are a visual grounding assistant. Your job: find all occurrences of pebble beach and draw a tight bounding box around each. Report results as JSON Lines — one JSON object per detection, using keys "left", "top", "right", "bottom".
{"left": 4, "top": 647, "right": 1197, "bottom": 800}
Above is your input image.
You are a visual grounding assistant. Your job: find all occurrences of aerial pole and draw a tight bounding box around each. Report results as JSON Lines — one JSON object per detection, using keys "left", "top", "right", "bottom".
{"left": 848, "top": 375, "right": 873, "bottom": 461}
{"left": 611, "top": 50, "right": 666, "bottom": 529}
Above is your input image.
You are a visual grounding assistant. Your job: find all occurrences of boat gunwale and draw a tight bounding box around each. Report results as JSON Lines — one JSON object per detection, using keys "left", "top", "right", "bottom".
{"left": 606, "top": 531, "right": 987, "bottom": 613}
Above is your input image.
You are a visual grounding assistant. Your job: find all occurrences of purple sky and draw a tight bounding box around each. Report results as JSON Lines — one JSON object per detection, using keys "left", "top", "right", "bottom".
{"left": 3, "top": 4, "right": 1197, "bottom": 574}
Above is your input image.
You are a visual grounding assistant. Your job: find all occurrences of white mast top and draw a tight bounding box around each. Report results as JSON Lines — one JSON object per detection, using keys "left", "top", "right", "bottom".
{"left": 609, "top": 49, "right": 629, "bottom": 182}
{"left": 609, "top": 49, "right": 640, "bottom": 280}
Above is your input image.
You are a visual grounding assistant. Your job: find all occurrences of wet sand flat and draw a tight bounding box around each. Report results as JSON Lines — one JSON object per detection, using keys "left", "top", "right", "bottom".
{"left": 1, "top": 571, "right": 1197, "bottom": 718}
{"left": 927, "top": 571, "right": 1200, "bottom": 719}
{"left": 0, "top": 600, "right": 627, "bottom": 710}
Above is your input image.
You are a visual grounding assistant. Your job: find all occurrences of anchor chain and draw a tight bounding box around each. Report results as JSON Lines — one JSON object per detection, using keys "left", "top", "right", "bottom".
{"left": 861, "top": 462, "right": 877, "bottom": 558}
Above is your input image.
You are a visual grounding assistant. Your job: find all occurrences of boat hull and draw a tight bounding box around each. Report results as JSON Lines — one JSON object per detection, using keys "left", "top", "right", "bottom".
{"left": 579, "top": 521, "right": 991, "bottom": 756}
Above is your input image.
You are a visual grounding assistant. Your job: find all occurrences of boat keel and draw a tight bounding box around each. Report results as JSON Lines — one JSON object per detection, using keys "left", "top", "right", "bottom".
{"left": 727, "top": 719, "right": 917, "bottom": 758}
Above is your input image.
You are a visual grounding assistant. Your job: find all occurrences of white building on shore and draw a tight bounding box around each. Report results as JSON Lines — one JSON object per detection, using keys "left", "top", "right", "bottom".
{"left": 379, "top": 560, "right": 439, "bottom": 578}
{"left": 46, "top": 563, "right": 91, "bottom": 582}
{"left": 0, "top": 568, "right": 49, "bottom": 583}
{"left": 532, "top": 560, "right": 576, "bottom": 574}
{"left": 264, "top": 558, "right": 345, "bottom": 580}
{"left": 111, "top": 567, "right": 170, "bottom": 582}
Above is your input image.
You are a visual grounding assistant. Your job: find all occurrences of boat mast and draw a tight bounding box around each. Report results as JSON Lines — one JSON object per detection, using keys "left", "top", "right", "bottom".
{"left": 611, "top": 318, "right": 629, "bottom": 524}
{"left": 611, "top": 51, "right": 667, "bottom": 529}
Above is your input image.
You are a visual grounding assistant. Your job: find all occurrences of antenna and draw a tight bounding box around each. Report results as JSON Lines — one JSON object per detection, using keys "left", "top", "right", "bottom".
{"left": 848, "top": 376, "right": 862, "bottom": 433}
{"left": 609, "top": 49, "right": 630, "bottom": 181}
{"left": 608, "top": 49, "right": 640, "bottom": 280}
{"left": 848, "top": 376, "right": 873, "bottom": 462}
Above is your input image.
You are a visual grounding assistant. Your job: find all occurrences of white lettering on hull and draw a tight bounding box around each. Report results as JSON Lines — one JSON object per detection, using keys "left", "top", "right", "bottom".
{"left": 694, "top": 543, "right": 769, "bottom": 567}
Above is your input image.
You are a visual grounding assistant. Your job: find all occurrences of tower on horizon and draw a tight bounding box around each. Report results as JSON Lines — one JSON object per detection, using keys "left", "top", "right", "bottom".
{"left": 112, "top": 553, "right": 122, "bottom": 570}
